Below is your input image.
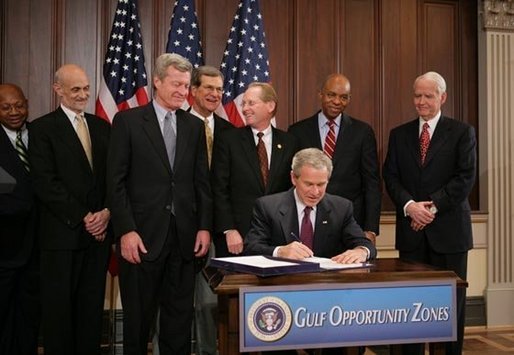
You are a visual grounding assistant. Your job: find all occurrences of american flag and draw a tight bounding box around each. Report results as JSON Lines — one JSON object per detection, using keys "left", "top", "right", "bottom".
{"left": 166, "top": 0, "right": 204, "bottom": 68}
{"left": 219, "top": 0, "right": 271, "bottom": 127}
{"left": 166, "top": 0, "right": 204, "bottom": 109}
{"left": 95, "top": 0, "right": 149, "bottom": 277}
{"left": 95, "top": 0, "right": 149, "bottom": 123}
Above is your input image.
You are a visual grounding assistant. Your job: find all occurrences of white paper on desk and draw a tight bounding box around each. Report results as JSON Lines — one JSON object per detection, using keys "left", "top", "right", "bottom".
{"left": 211, "top": 255, "right": 299, "bottom": 268}
{"left": 303, "top": 256, "right": 370, "bottom": 270}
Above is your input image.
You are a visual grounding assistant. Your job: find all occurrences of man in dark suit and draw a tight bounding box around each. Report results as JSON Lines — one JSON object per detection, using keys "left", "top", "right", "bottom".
{"left": 245, "top": 148, "right": 375, "bottom": 262}
{"left": 0, "top": 84, "right": 39, "bottom": 355}
{"left": 288, "top": 74, "right": 380, "bottom": 243}
{"left": 383, "top": 71, "right": 476, "bottom": 355}
{"left": 29, "top": 64, "right": 111, "bottom": 355}
{"left": 189, "top": 65, "right": 232, "bottom": 355}
{"left": 107, "top": 53, "right": 212, "bottom": 355}
{"left": 211, "top": 82, "right": 297, "bottom": 257}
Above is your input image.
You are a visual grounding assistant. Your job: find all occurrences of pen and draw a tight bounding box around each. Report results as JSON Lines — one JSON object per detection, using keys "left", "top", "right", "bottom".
{"left": 290, "top": 232, "right": 301, "bottom": 243}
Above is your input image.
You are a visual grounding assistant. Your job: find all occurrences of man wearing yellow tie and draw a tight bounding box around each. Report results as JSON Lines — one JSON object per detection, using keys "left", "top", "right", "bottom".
{"left": 29, "top": 64, "right": 111, "bottom": 355}
{"left": 189, "top": 66, "right": 232, "bottom": 355}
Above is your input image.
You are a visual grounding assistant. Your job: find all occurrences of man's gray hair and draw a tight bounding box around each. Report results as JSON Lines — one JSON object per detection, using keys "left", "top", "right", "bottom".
{"left": 153, "top": 53, "right": 192, "bottom": 81}
{"left": 291, "top": 148, "right": 333, "bottom": 178}
{"left": 191, "top": 66, "right": 224, "bottom": 87}
{"left": 414, "top": 71, "right": 447, "bottom": 94}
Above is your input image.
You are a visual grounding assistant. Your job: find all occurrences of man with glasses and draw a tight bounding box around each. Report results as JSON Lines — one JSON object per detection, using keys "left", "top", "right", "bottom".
{"left": 288, "top": 74, "right": 381, "bottom": 245}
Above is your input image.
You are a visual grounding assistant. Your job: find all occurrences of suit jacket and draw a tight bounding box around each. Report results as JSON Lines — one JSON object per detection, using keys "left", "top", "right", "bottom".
{"left": 288, "top": 112, "right": 381, "bottom": 234}
{"left": 213, "top": 114, "right": 233, "bottom": 141}
{"left": 29, "top": 108, "right": 110, "bottom": 250}
{"left": 107, "top": 103, "right": 212, "bottom": 261}
{"left": 244, "top": 189, "right": 376, "bottom": 258}
{"left": 0, "top": 126, "right": 37, "bottom": 267}
{"left": 383, "top": 116, "right": 476, "bottom": 253}
{"left": 211, "top": 126, "right": 297, "bottom": 256}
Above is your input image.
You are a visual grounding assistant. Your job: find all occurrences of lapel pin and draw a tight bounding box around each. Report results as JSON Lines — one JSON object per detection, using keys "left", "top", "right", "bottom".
{"left": 322, "top": 220, "right": 328, "bottom": 224}
{"left": 277, "top": 144, "right": 282, "bottom": 149}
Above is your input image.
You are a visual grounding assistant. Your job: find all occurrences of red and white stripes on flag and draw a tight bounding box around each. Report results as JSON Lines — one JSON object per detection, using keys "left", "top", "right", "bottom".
{"left": 95, "top": 0, "right": 149, "bottom": 123}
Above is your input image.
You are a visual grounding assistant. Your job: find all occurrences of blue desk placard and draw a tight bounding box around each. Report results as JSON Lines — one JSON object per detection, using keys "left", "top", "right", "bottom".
{"left": 240, "top": 279, "right": 456, "bottom": 352}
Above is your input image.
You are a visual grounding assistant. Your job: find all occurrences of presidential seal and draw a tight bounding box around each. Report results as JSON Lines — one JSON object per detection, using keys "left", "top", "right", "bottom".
{"left": 247, "top": 296, "right": 292, "bottom": 342}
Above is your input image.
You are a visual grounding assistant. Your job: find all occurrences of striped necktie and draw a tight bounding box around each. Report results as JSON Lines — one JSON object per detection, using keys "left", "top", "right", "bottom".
{"left": 15, "top": 130, "right": 30, "bottom": 172}
{"left": 323, "top": 119, "right": 336, "bottom": 159}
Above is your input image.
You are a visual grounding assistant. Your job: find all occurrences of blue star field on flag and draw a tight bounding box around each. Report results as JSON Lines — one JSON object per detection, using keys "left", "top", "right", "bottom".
{"left": 166, "top": 0, "right": 204, "bottom": 68}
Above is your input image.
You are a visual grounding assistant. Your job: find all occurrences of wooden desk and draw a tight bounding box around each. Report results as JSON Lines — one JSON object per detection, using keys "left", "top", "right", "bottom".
{"left": 205, "top": 258, "right": 466, "bottom": 355}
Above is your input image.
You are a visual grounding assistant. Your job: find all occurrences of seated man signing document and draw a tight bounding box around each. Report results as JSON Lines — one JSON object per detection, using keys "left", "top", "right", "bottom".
{"left": 244, "top": 148, "right": 376, "bottom": 263}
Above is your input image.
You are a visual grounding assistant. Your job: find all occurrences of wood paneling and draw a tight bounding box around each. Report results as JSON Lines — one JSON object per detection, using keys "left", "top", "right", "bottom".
{"left": 0, "top": 0, "right": 479, "bottom": 210}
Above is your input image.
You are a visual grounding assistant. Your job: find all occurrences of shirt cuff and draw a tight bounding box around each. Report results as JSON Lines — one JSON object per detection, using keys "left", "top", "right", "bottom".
{"left": 403, "top": 200, "right": 415, "bottom": 217}
{"left": 272, "top": 246, "right": 281, "bottom": 257}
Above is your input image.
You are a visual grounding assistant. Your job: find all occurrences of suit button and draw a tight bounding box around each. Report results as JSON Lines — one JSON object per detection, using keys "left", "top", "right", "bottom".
{"left": 165, "top": 205, "right": 172, "bottom": 211}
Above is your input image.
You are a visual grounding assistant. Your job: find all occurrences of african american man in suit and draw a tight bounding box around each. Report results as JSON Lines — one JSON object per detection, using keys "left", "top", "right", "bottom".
{"left": 288, "top": 74, "right": 380, "bottom": 244}
{"left": 0, "top": 84, "right": 39, "bottom": 355}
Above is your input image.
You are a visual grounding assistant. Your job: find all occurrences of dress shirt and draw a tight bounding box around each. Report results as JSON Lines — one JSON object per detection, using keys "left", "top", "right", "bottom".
{"left": 318, "top": 112, "right": 341, "bottom": 142}
{"left": 2, "top": 124, "right": 28, "bottom": 148}
{"left": 250, "top": 125, "right": 272, "bottom": 168}
{"left": 61, "top": 104, "right": 89, "bottom": 132}
{"left": 152, "top": 100, "right": 177, "bottom": 137}
{"left": 189, "top": 107, "right": 214, "bottom": 132}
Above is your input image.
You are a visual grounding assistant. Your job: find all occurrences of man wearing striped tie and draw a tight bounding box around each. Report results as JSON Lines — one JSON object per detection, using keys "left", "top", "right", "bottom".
{"left": 0, "top": 84, "right": 40, "bottom": 355}
{"left": 288, "top": 74, "right": 381, "bottom": 245}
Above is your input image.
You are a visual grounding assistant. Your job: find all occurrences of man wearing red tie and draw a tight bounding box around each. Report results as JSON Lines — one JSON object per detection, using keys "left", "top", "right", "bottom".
{"left": 383, "top": 71, "right": 476, "bottom": 355}
{"left": 288, "top": 74, "right": 380, "bottom": 245}
{"left": 211, "top": 82, "right": 297, "bottom": 258}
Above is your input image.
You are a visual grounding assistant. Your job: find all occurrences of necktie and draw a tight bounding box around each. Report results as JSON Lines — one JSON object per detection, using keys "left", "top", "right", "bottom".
{"left": 420, "top": 122, "right": 430, "bottom": 164}
{"left": 256, "top": 132, "right": 269, "bottom": 187}
{"left": 323, "top": 119, "right": 336, "bottom": 159}
{"left": 75, "top": 114, "right": 93, "bottom": 169}
{"left": 15, "top": 130, "right": 30, "bottom": 172}
{"left": 300, "top": 206, "right": 314, "bottom": 249}
{"left": 204, "top": 118, "right": 213, "bottom": 167}
{"left": 163, "top": 111, "right": 176, "bottom": 170}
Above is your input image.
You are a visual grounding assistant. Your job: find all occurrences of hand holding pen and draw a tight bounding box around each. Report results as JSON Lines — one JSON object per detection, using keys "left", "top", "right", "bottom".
{"left": 276, "top": 233, "right": 314, "bottom": 259}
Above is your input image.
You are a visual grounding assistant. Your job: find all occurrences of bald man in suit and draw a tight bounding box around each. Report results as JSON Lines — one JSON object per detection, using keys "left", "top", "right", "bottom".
{"left": 29, "top": 65, "right": 111, "bottom": 355}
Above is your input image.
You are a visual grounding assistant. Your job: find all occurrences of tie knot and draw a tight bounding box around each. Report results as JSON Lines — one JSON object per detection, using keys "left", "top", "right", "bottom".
{"left": 76, "top": 113, "right": 84, "bottom": 121}
{"left": 165, "top": 111, "right": 173, "bottom": 120}
{"left": 204, "top": 118, "right": 209, "bottom": 125}
{"left": 423, "top": 122, "right": 430, "bottom": 130}
{"left": 328, "top": 119, "right": 336, "bottom": 128}
{"left": 257, "top": 131, "right": 264, "bottom": 139}
{"left": 304, "top": 206, "right": 312, "bottom": 215}
{"left": 16, "top": 130, "right": 23, "bottom": 139}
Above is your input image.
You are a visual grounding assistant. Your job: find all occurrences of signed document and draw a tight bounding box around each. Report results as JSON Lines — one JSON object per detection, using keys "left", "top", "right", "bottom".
{"left": 303, "top": 256, "right": 372, "bottom": 270}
